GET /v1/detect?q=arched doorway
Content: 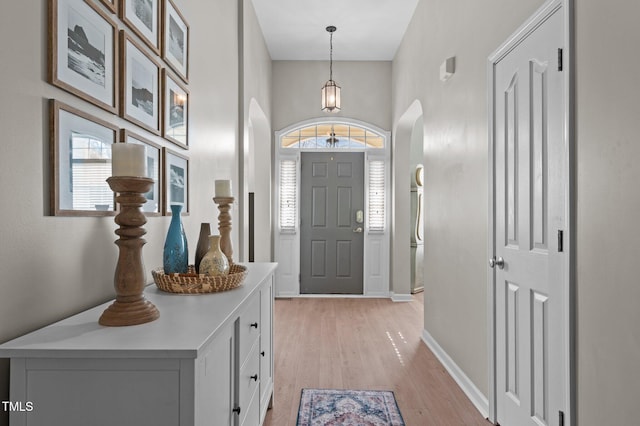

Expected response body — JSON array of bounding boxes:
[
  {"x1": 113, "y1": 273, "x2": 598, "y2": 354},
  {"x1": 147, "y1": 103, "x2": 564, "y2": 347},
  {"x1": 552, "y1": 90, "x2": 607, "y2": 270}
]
[
  {"x1": 241, "y1": 99, "x2": 271, "y2": 262},
  {"x1": 273, "y1": 117, "x2": 390, "y2": 297},
  {"x1": 392, "y1": 100, "x2": 424, "y2": 300}
]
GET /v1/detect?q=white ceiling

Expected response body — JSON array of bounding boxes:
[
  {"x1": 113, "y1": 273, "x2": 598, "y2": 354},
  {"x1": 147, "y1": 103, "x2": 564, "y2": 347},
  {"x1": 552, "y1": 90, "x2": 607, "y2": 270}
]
[{"x1": 250, "y1": 0, "x2": 419, "y2": 61}]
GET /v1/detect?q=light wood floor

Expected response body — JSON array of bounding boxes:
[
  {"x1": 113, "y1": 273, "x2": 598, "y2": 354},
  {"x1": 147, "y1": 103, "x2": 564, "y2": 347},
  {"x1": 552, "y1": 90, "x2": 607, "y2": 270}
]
[{"x1": 263, "y1": 294, "x2": 491, "y2": 425}]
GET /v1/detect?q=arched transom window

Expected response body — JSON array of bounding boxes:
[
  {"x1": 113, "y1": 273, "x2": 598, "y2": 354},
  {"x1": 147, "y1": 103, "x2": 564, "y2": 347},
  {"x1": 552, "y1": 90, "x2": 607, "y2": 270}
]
[{"x1": 281, "y1": 123, "x2": 384, "y2": 149}]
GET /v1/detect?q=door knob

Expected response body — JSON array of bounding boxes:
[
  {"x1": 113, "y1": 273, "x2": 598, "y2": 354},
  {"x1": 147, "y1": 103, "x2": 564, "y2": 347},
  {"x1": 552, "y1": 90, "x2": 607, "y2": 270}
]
[
  {"x1": 353, "y1": 227, "x2": 363, "y2": 233},
  {"x1": 489, "y1": 256, "x2": 505, "y2": 269}
]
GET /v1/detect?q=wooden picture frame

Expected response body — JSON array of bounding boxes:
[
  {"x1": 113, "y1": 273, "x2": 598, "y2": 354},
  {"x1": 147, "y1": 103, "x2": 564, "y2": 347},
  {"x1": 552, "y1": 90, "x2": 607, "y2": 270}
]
[
  {"x1": 162, "y1": 69, "x2": 189, "y2": 149},
  {"x1": 49, "y1": 99, "x2": 119, "y2": 216},
  {"x1": 49, "y1": 0, "x2": 118, "y2": 113},
  {"x1": 120, "y1": 129, "x2": 162, "y2": 215},
  {"x1": 98, "y1": 0, "x2": 117, "y2": 14},
  {"x1": 120, "y1": 30, "x2": 162, "y2": 135},
  {"x1": 119, "y1": 0, "x2": 160, "y2": 54},
  {"x1": 162, "y1": 147, "x2": 189, "y2": 215},
  {"x1": 162, "y1": 0, "x2": 189, "y2": 83}
]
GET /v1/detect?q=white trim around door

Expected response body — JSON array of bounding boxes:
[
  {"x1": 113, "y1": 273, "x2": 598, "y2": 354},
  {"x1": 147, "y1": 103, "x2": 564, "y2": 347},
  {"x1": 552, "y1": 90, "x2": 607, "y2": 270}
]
[{"x1": 273, "y1": 117, "x2": 391, "y2": 298}]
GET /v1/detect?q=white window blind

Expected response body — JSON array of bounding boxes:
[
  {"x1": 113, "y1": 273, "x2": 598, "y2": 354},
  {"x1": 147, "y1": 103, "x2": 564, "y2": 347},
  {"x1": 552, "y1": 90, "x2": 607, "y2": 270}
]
[
  {"x1": 71, "y1": 161, "x2": 113, "y2": 210},
  {"x1": 368, "y1": 160, "x2": 385, "y2": 231},
  {"x1": 279, "y1": 159, "x2": 297, "y2": 230}
]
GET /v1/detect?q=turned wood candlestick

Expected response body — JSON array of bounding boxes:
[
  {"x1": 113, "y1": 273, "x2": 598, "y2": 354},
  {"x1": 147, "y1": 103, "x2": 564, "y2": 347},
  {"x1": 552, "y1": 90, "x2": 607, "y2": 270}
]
[
  {"x1": 100, "y1": 176, "x2": 159, "y2": 326},
  {"x1": 213, "y1": 196, "x2": 234, "y2": 264}
]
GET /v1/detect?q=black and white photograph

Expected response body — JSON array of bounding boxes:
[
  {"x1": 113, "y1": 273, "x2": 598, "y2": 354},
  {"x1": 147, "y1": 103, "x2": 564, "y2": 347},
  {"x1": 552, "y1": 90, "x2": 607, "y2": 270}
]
[
  {"x1": 120, "y1": 0, "x2": 160, "y2": 54},
  {"x1": 131, "y1": 58, "x2": 154, "y2": 116},
  {"x1": 49, "y1": 99, "x2": 119, "y2": 217},
  {"x1": 121, "y1": 129, "x2": 162, "y2": 215},
  {"x1": 133, "y1": 0, "x2": 153, "y2": 31},
  {"x1": 162, "y1": 148, "x2": 189, "y2": 214},
  {"x1": 162, "y1": 0, "x2": 189, "y2": 82},
  {"x1": 67, "y1": 6, "x2": 105, "y2": 87},
  {"x1": 162, "y1": 69, "x2": 189, "y2": 149},
  {"x1": 49, "y1": 0, "x2": 118, "y2": 113},
  {"x1": 121, "y1": 31, "x2": 161, "y2": 135},
  {"x1": 168, "y1": 15, "x2": 184, "y2": 65},
  {"x1": 170, "y1": 164, "x2": 185, "y2": 203}
]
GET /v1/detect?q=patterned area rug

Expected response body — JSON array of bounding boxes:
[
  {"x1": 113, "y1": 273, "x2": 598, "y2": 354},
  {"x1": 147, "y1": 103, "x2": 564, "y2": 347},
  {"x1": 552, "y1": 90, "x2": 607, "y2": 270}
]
[{"x1": 296, "y1": 388, "x2": 406, "y2": 426}]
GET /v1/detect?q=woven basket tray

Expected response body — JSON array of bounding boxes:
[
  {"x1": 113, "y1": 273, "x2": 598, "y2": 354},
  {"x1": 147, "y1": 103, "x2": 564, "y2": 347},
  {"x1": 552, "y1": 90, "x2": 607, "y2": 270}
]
[{"x1": 152, "y1": 263, "x2": 247, "y2": 294}]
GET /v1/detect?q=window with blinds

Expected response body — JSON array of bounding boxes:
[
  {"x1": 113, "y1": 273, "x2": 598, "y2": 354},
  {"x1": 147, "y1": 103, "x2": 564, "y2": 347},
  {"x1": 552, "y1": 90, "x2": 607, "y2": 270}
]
[
  {"x1": 368, "y1": 160, "x2": 385, "y2": 231},
  {"x1": 279, "y1": 159, "x2": 297, "y2": 230},
  {"x1": 70, "y1": 134, "x2": 114, "y2": 211}
]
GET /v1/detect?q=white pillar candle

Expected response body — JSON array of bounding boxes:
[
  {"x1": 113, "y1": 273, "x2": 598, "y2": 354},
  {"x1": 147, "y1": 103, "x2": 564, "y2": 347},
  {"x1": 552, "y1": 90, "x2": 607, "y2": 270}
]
[
  {"x1": 215, "y1": 180, "x2": 232, "y2": 197},
  {"x1": 112, "y1": 143, "x2": 147, "y2": 177}
]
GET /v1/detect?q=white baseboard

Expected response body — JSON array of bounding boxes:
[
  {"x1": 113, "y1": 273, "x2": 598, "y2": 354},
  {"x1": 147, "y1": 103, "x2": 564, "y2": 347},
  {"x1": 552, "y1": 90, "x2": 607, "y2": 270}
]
[
  {"x1": 391, "y1": 293, "x2": 413, "y2": 302},
  {"x1": 421, "y1": 329, "x2": 489, "y2": 419}
]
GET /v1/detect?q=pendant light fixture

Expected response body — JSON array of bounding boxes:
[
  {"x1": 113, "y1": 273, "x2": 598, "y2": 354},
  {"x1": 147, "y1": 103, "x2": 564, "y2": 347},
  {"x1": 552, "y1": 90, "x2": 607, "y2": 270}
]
[
  {"x1": 321, "y1": 26, "x2": 341, "y2": 112},
  {"x1": 326, "y1": 124, "x2": 338, "y2": 146}
]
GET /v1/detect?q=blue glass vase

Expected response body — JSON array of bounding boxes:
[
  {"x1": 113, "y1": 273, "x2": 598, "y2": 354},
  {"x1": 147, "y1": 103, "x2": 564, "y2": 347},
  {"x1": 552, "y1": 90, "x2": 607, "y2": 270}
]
[{"x1": 163, "y1": 205, "x2": 188, "y2": 274}]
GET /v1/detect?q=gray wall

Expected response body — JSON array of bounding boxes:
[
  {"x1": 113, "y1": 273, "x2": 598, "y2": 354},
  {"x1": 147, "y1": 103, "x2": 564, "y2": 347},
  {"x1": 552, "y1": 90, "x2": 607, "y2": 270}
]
[
  {"x1": 271, "y1": 61, "x2": 392, "y2": 132},
  {"x1": 575, "y1": 0, "x2": 640, "y2": 424},
  {"x1": 0, "y1": 1, "x2": 271, "y2": 424},
  {"x1": 392, "y1": 0, "x2": 544, "y2": 395},
  {"x1": 241, "y1": 0, "x2": 273, "y2": 262},
  {"x1": 394, "y1": 0, "x2": 640, "y2": 424}
]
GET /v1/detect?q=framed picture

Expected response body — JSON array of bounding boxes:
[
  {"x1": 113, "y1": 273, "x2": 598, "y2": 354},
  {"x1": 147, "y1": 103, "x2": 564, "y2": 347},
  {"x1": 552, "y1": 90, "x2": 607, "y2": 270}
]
[
  {"x1": 120, "y1": 30, "x2": 161, "y2": 135},
  {"x1": 162, "y1": 0, "x2": 189, "y2": 82},
  {"x1": 119, "y1": 0, "x2": 160, "y2": 54},
  {"x1": 162, "y1": 69, "x2": 189, "y2": 149},
  {"x1": 120, "y1": 129, "x2": 162, "y2": 215},
  {"x1": 49, "y1": 99, "x2": 119, "y2": 216},
  {"x1": 49, "y1": 0, "x2": 118, "y2": 113},
  {"x1": 98, "y1": 0, "x2": 117, "y2": 13},
  {"x1": 162, "y1": 148, "x2": 189, "y2": 215}
]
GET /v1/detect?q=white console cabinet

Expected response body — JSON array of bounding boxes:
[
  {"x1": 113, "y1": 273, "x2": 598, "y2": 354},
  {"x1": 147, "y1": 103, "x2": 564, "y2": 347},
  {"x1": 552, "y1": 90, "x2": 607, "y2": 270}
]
[{"x1": 0, "y1": 263, "x2": 276, "y2": 426}]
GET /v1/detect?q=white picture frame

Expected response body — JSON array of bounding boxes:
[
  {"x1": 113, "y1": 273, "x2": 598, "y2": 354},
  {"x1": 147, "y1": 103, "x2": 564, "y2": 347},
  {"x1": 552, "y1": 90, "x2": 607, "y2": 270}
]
[
  {"x1": 120, "y1": 30, "x2": 161, "y2": 135},
  {"x1": 162, "y1": 0, "x2": 189, "y2": 82},
  {"x1": 49, "y1": 0, "x2": 118, "y2": 113},
  {"x1": 50, "y1": 99, "x2": 119, "y2": 216},
  {"x1": 162, "y1": 69, "x2": 189, "y2": 149},
  {"x1": 162, "y1": 147, "x2": 189, "y2": 215},
  {"x1": 119, "y1": 0, "x2": 160, "y2": 54}
]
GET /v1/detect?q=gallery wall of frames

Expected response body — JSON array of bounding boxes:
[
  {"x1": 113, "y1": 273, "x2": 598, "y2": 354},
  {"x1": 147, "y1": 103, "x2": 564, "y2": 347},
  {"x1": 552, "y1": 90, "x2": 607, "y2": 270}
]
[{"x1": 48, "y1": 0, "x2": 190, "y2": 217}]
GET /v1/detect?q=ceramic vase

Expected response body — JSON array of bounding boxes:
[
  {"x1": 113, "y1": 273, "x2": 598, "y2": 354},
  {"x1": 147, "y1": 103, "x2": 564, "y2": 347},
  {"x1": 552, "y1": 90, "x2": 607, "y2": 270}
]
[
  {"x1": 199, "y1": 235, "x2": 230, "y2": 276},
  {"x1": 194, "y1": 223, "x2": 211, "y2": 274},
  {"x1": 163, "y1": 205, "x2": 188, "y2": 274}
]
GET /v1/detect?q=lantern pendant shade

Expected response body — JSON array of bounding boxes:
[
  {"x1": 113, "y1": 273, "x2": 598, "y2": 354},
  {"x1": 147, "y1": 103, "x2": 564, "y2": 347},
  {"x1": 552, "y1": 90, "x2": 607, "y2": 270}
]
[
  {"x1": 321, "y1": 25, "x2": 341, "y2": 112},
  {"x1": 321, "y1": 80, "x2": 341, "y2": 112}
]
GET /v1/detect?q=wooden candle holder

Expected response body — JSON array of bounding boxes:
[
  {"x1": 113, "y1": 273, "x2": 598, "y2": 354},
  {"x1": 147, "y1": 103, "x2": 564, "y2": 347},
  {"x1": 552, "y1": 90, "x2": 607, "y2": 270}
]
[
  {"x1": 213, "y1": 196, "x2": 234, "y2": 264},
  {"x1": 100, "y1": 176, "x2": 159, "y2": 326}
]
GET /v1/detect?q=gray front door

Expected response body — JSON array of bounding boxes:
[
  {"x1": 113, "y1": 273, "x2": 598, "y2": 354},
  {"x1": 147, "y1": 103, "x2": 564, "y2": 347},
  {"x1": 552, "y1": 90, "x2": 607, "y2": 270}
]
[{"x1": 300, "y1": 152, "x2": 364, "y2": 294}]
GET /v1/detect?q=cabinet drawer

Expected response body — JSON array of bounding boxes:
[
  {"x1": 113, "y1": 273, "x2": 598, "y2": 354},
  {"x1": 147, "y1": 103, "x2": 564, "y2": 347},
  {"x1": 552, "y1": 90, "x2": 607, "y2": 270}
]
[
  {"x1": 238, "y1": 294, "x2": 261, "y2": 367},
  {"x1": 239, "y1": 341, "x2": 260, "y2": 425}
]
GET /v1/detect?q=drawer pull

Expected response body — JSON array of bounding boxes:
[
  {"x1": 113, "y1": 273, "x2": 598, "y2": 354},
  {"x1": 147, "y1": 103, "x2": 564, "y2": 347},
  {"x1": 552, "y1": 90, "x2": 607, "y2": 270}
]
[
  {"x1": 250, "y1": 322, "x2": 259, "y2": 329},
  {"x1": 232, "y1": 406, "x2": 241, "y2": 415},
  {"x1": 250, "y1": 374, "x2": 258, "y2": 381},
  {"x1": 261, "y1": 351, "x2": 265, "y2": 357}
]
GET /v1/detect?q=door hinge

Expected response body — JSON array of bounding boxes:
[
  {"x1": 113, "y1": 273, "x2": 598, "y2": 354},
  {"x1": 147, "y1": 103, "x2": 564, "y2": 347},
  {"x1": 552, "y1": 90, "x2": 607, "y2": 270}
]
[
  {"x1": 558, "y1": 48, "x2": 564, "y2": 71},
  {"x1": 559, "y1": 410, "x2": 565, "y2": 426},
  {"x1": 557, "y1": 230, "x2": 564, "y2": 252}
]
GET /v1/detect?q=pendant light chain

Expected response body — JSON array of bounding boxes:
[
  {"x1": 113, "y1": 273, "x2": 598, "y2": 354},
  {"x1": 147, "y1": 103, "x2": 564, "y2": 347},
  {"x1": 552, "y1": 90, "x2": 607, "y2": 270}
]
[{"x1": 329, "y1": 30, "x2": 333, "y2": 82}]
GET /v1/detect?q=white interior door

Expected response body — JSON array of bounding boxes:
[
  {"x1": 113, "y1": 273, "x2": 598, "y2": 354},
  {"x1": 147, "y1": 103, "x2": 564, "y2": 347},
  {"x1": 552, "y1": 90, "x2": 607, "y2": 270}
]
[{"x1": 491, "y1": 2, "x2": 568, "y2": 425}]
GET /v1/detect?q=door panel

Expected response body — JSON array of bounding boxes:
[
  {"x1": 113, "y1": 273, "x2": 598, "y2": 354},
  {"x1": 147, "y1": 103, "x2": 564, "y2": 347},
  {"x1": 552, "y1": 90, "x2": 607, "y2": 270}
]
[
  {"x1": 493, "y1": 6, "x2": 565, "y2": 426},
  {"x1": 300, "y1": 152, "x2": 364, "y2": 294}
]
